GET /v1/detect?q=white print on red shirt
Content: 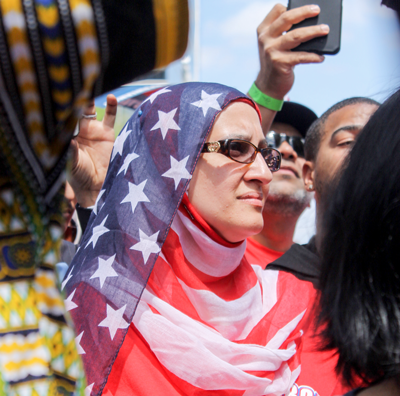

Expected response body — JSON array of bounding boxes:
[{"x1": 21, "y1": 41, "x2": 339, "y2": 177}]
[{"x1": 288, "y1": 383, "x2": 320, "y2": 396}]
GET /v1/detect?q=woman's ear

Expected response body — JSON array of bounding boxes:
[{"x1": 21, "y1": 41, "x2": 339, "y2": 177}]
[{"x1": 303, "y1": 161, "x2": 315, "y2": 192}]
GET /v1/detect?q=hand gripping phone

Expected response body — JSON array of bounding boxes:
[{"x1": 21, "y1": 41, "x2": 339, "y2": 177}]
[{"x1": 287, "y1": 0, "x2": 343, "y2": 55}]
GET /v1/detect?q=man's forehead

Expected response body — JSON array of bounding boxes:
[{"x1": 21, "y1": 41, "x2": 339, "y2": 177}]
[
  {"x1": 322, "y1": 103, "x2": 378, "y2": 139},
  {"x1": 270, "y1": 122, "x2": 302, "y2": 138}
]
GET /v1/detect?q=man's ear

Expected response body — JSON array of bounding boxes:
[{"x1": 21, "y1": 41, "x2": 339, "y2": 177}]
[{"x1": 303, "y1": 161, "x2": 315, "y2": 192}]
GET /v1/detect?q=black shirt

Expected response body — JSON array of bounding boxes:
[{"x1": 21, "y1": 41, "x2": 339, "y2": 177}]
[{"x1": 266, "y1": 237, "x2": 321, "y2": 288}]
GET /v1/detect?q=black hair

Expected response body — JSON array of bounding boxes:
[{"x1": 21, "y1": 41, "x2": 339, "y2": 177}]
[
  {"x1": 304, "y1": 97, "x2": 380, "y2": 161},
  {"x1": 318, "y1": 89, "x2": 400, "y2": 387}
]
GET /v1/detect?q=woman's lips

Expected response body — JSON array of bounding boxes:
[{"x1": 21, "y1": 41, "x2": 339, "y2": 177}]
[{"x1": 237, "y1": 193, "x2": 264, "y2": 207}]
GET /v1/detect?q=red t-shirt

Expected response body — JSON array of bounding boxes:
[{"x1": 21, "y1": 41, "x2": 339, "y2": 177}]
[
  {"x1": 245, "y1": 238, "x2": 284, "y2": 269},
  {"x1": 245, "y1": 240, "x2": 350, "y2": 396}
]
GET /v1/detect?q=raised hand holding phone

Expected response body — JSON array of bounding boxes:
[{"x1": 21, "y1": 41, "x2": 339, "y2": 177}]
[{"x1": 253, "y1": 4, "x2": 329, "y2": 132}]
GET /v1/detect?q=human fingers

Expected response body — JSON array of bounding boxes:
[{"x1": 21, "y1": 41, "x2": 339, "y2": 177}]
[
  {"x1": 268, "y1": 5, "x2": 321, "y2": 37},
  {"x1": 280, "y1": 24, "x2": 329, "y2": 50},
  {"x1": 82, "y1": 99, "x2": 96, "y2": 118},
  {"x1": 103, "y1": 94, "x2": 117, "y2": 129},
  {"x1": 257, "y1": 4, "x2": 287, "y2": 32},
  {"x1": 275, "y1": 51, "x2": 325, "y2": 68}
]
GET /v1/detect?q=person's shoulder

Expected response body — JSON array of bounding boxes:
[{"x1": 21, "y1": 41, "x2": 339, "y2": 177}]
[
  {"x1": 245, "y1": 237, "x2": 284, "y2": 269},
  {"x1": 265, "y1": 239, "x2": 321, "y2": 287}
]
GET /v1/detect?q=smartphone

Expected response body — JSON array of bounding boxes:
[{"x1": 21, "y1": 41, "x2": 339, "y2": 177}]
[{"x1": 287, "y1": 0, "x2": 342, "y2": 55}]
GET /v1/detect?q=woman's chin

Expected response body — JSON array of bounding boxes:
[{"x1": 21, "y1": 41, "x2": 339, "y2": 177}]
[
  {"x1": 245, "y1": 222, "x2": 264, "y2": 238},
  {"x1": 222, "y1": 221, "x2": 264, "y2": 244}
]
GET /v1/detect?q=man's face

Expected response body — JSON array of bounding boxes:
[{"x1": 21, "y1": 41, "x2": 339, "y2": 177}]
[
  {"x1": 264, "y1": 122, "x2": 310, "y2": 216},
  {"x1": 307, "y1": 103, "x2": 379, "y2": 203}
]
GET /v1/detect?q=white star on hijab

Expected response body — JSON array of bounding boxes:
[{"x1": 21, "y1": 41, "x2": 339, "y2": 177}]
[
  {"x1": 111, "y1": 123, "x2": 131, "y2": 161},
  {"x1": 85, "y1": 216, "x2": 109, "y2": 249},
  {"x1": 75, "y1": 331, "x2": 85, "y2": 355},
  {"x1": 150, "y1": 108, "x2": 181, "y2": 140},
  {"x1": 191, "y1": 91, "x2": 222, "y2": 116},
  {"x1": 61, "y1": 266, "x2": 74, "y2": 291},
  {"x1": 162, "y1": 155, "x2": 192, "y2": 190},
  {"x1": 130, "y1": 229, "x2": 160, "y2": 264},
  {"x1": 117, "y1": 152, "x2": 139, "y2": 176},
  {"x1": 93, "y1": 189, "x2": 105, "y2": 215},
  {"x1": 120, "y1": 180, "x2": 150, "y2": 214},
  {"x1": 85, "y1": 383, "x2": 94, "y2": 396},
  {"x1": 98, "y1": 304, "x2": 129, "y2": 340},
  {"x1": 64, "y1": 289, "x2": 78, "y2": 311},
  {"x1": 143, "y1": 87, "x2": 171, "y2": 104},
  {"x1": 90, "y1": 255, "x2": 118, "y2": 288}
]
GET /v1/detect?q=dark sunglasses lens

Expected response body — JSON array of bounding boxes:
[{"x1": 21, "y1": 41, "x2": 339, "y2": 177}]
[
  {"x1": 290, "y1": 138, "x2": 305, "y2": 157},
  {"x1": 266, "y1": 132, "x2": 280, "y2": 148},
  {"x1": 228, "y1": 140, "x2": 255, "y2": 163},
  {"x1": 264, "y1": 149, "x2": 281, "y2": 172}
]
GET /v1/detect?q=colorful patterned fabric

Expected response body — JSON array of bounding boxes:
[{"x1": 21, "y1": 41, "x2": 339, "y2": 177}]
[
  {"x1": 64, "y1": 82, "x2": 311, "y2": 395},
  {"x1": 0, "y1": 0, "x2": 104, "y2": 235},
  {"x1": 0, "y1": 0, "x2": 188, "y2": 395},
  {"x1": 0, "y1": 0, "x2": 104, "y2": 393},
  {"x1": 0, "y1": 178, "x2": 86, "y2": 395}
]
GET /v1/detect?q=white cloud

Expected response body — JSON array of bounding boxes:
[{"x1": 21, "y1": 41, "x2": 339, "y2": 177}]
[
  {"x1": 201, "y1": 45, "x2": 235, "y2": 71},
  {"x1": 343, "y1": 0, "x2": 396, "y2": 26},
  {"x1": 219, "y1": 1, "x2": 285, "y2": 45}
]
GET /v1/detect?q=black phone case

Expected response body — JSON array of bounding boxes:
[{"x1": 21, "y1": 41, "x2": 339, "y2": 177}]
[{"x1": 287, "y1": 0, "x2": 342, "y2": 55}]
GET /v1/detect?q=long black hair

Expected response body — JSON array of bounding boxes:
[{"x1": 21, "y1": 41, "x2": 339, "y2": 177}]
[{"x1": 318, "y1": 89, "x2": 400, "y2": 386}]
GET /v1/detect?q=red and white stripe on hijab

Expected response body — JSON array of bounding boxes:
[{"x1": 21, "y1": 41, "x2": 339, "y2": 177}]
[{"x1": 104, "y1": 194, "x2": 313, "y2": 396}]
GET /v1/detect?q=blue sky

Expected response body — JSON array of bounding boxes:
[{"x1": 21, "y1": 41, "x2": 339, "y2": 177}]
[{"x1": 168, "y1": 0, "x2": 400, "y2": 116}]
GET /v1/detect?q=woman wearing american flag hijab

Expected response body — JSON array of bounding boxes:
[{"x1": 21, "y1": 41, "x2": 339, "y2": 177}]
[{"x1": 64, "y1": 82, "x2": 313, "y2": 396}]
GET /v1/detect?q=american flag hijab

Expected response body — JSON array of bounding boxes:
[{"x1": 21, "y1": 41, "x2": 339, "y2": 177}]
[
  {"x1": 64, "y1": 82, "x2": 263, "y2": 394},
  {"x1": 65, "y1": 82, "x2": 311, "y2": 396}
]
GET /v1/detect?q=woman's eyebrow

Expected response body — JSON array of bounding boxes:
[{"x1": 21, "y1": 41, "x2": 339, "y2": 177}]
[{"x1": 258, "y1": 139, "x2": 268, "y2": 148}]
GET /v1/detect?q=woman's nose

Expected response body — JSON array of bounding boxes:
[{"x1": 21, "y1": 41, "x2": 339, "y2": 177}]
[{"x1": 246, "y1": 152, "x2": 273, "y2": 185}]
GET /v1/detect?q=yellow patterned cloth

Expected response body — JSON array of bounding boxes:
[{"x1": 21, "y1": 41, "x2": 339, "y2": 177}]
[
  {"x1": 0, "y1": 179, "x2": 86, "y2": 395},
  {"x1": 0, "y1": 0, "x2": 104, "y2": 393},
  {"x1": 0, "y1": 0, "x2": 188, "y2": 394}
]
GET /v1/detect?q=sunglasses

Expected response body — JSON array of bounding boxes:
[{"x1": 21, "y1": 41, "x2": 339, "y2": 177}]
[
  {"x1": 266, "y1": 131, "x2": 305, "y2": 158},
  {"x1": 202, "y1": 139, "x2": 281, "y2": 172}
]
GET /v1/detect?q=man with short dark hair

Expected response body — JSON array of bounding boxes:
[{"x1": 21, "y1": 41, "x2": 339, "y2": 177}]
[
  {"x1": 303, "y1": 97, "x2": 380, "y2": 243},
  {"x1": 260, "y1": 97, "x2": 380, "y2": 396}
]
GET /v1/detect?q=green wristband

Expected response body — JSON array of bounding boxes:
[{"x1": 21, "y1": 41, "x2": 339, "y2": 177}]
[{"x1": 248, "y1": 83, "x2": 284, "y2": 112}]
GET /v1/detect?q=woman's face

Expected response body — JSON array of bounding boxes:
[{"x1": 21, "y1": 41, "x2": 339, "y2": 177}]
[{"x1": 188, "y1": 102, "x2": 272, "y2": 243}]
